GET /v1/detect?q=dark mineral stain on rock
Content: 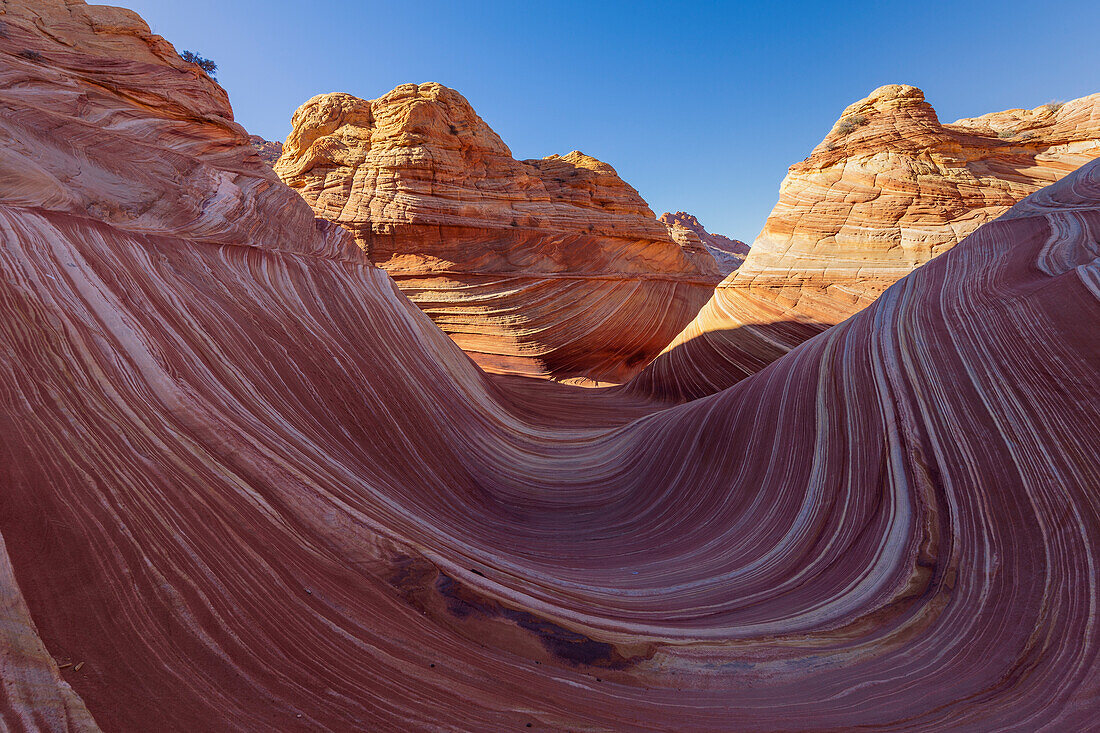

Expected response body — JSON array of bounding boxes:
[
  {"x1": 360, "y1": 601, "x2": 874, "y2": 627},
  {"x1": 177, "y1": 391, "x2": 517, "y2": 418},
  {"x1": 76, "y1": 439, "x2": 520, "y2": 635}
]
[{"x1": 431, "y1": 570, "x2": 652, "y2": 668}]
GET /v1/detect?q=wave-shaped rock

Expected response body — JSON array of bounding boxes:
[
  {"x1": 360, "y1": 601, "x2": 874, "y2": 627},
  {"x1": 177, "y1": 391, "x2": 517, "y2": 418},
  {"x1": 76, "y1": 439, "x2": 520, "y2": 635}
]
[
  {"x1": 273, "y1": 83, "x2": 721, "y2": 382},
  {"x1": 1, "y1": 4, "x2": 1099, "y2": 730},
  {"x1": 634, "y1": 84, "x2": 1100, "y2": 399}
]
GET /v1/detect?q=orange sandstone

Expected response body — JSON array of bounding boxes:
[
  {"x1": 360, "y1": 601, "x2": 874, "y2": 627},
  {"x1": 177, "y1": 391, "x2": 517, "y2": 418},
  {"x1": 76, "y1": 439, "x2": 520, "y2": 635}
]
[
  {"x1": 633, "y1": 84, "x2": 1100, "y2": 399},
  {"x1": 274, "y1": 84, "x2": 721, "y2": 382}
]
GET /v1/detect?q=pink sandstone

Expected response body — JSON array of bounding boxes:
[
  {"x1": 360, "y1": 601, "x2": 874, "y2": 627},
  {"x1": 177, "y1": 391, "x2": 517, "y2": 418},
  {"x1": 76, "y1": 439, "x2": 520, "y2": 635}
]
[{"x1": 0, "y1": 4, "x2": 1098, "y2": 731}]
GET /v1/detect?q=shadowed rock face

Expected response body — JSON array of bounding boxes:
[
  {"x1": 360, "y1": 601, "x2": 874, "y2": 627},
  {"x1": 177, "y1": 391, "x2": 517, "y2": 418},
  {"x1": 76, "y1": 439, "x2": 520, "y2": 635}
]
[
  {"x1": 273, "y1": 83, "x2": 721, "y2": 383},
  {"x1": 2, "y1": 4, "x2": 1100, "y2": 731},
  {"x1": 660, "y1": 211, "x2": 750, "y2": 272},
  {"x1": 633, "y1": 84, "x2": 1100, "y2": 400}
]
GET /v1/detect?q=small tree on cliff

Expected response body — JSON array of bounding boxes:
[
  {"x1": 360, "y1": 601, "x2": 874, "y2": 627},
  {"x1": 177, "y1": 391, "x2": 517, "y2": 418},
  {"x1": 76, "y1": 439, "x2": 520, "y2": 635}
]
[{"x1": 180, "y1": 50, "x2": 217, "y2": 81}]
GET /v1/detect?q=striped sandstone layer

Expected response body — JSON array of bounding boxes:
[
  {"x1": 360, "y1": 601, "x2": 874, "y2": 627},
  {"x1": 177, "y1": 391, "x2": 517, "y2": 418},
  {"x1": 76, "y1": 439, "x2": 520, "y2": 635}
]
[
  {"x1": 274, "y1": 85, "x2": 721, "y2": 382},
  {"x1": 1, "y1": 3, "x2": 1099, "y2": 731},
  {"x1": 633, "y1": 84, "x2": 1100, "y2": 400}
]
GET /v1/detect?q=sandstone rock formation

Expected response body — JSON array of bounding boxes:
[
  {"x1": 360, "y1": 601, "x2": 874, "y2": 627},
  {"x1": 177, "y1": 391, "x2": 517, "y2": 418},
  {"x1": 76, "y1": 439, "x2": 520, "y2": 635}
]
[
  {"x1": 660, "y1": 211, "x2": 750, "y2": 272},
  {"x1": 2, "y1": 4, "x2": 1100, "y2": 731},
  {"x1": 248, "y1": 134, "x2": 283, "y2": 164},
  {"x1": 633, "y1": 84, "x2": 1100, "y2": 400},
  {"x1": 273, "y1": 84, "x2": 721, "y2": 382}
]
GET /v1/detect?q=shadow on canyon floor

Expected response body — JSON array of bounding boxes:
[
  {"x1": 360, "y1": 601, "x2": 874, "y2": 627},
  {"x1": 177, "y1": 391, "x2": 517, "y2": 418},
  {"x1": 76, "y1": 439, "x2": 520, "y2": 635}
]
[
  {"x1": 621, "y1": 318, "x2": 832, "y2": 403},
  {"x1": 487, "y1": 319, "x2": 833, "y2": 427}
]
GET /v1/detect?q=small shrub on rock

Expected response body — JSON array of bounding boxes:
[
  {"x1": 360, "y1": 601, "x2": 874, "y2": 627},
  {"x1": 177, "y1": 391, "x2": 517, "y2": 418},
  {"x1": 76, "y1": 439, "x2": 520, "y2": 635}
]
[
  {"x1": 180, "y1": 50, "x2": 218, "y2": 80},
  {"x1": 833, "y1": 114, "x2": 869, "y2": 136}
]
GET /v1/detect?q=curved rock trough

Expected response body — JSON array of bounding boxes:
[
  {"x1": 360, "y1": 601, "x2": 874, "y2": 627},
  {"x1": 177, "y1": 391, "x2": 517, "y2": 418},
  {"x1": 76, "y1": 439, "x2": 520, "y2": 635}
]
[{"x1": 0, "y1": 2, "x2": 1098, "y2": 731}]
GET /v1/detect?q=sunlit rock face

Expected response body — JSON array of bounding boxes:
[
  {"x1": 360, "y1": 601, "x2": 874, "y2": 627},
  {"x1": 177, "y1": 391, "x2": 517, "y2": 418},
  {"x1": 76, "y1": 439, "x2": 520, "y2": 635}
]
[
  {"x1": 3, "y1": 3, "x2": 1100, "y2": 731},
  {"x1": 633, "y1": 84, "x2": 1100, "y2": 400},
  {"x1": 273, "y1": 84, "x2": 721, "y2": 383},
  {"x1": 660, "y1": 211, "x2": 750, "y2": 272}
]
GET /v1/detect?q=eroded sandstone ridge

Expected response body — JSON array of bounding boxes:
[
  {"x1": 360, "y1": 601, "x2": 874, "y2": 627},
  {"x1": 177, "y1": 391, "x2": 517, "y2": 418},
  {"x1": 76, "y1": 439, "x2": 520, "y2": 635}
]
[
  {"x1": 274, "y1": 84, "x2": 721, "y2": 382},
  {"x1": 2, "y1": 3, "x2": 1100, "y2": 731},
  {"x1": 248, "y1": 134, "x2": 283, "y2": 165},
  {"x1": 660, "y1": 211, "x2": 750, "y2": 272},
  {"x1": 634, "y1": 84, "x2": 1100, "y2": 399}
]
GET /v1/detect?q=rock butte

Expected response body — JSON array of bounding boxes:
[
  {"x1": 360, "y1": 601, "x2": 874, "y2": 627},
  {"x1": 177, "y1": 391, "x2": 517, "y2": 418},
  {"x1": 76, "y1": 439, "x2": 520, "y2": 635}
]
[
  {"x1": 633, "y1": 84, "x2": 1100, "y2": 400},
  {"x1": 274, "y1": 84, "x2": 721, "y2": 383},
  {"x1": 659, "y1": 210, "x2": 750, "y2": 273},
  {"x1": 2, "y1": 2, "x2": 1100, "y2": 731}
]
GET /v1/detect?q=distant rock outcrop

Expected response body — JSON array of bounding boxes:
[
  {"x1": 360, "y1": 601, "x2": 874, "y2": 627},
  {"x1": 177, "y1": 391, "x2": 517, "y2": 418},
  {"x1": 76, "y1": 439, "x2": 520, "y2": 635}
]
[
  {"x1": 743, "y1": 84, "x2": 1100, "y2": 312},
  {"x1": 634, "y1": 85, "x2": 1100, "y2": 400},
  {"x1": 274, "y1": 84, "x2": 721, "y2": 382},
  {"x1": 248, "y1": 134, "x2": 283, "y2": 165},
  {"x1": 660, "y1": 211, "x2": 749, "y2": 272}
]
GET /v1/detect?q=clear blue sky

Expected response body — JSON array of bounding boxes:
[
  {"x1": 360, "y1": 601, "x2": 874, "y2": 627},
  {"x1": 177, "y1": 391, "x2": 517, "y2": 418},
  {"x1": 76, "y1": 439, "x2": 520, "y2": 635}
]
[{"x1": 122, "y1": 0, "x2": 1099, "y2": 241}]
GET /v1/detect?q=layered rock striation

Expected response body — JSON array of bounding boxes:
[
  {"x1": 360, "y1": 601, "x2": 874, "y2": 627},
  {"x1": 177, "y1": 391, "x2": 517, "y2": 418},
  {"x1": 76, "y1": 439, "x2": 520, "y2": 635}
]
[
  {"x1": 1, "y1": 4, "x2": 1099, "y2": 731},
  {"x1": 633, "y1": 84, "x2": 1100, "y2": 399},
  {"x1": 660, "y1": 211, "x2": 750, "y2": 272},
  {"x1": 274, "y1": 84, "x2": 721, "y2": 382}
]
